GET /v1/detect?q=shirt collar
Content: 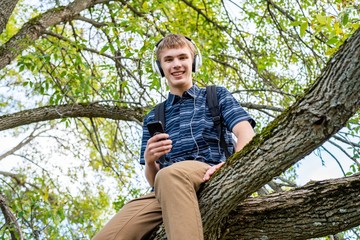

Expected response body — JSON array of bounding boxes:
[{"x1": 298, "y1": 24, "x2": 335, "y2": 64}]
[{"x1": 167, "y1": 85, "x2": 200, "y2": 106}]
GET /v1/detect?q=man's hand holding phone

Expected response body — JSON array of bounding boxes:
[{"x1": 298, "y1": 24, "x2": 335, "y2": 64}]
[{"x1": 144, "y1": 121, "x2": 172, "y2": 165}]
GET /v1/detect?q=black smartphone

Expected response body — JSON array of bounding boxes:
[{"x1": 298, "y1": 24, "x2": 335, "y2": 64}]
[{"x1": 147, "y1": 121, "x2": 165, "y2": 137}]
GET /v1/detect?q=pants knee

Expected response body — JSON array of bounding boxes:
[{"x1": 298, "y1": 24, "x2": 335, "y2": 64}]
[
  {"x1": 154, "y1": 161, "x2": 208, "y2": 192},
  {"x1": 155, "y1": 165, "x2": 181, "y2": 187}
]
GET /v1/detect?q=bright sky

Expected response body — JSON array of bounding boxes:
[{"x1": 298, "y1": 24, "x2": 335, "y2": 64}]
[{"x1": 296, "y1": 140, "x2": 354, "y2": 185}]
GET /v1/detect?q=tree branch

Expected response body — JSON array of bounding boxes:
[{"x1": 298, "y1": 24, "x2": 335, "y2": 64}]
[
  {"x1": 0, "y1": 103, "x2": 145, "y2": 131},
  {"x1": 224, "y1": 174, "x2": 360, "y2": 239},
  {"x1": 0, "y1": 0, "x2": 19, "y2": 34},
  {"x1": 0, "y1": 0, "x2": 114, "y2": 71},
  {"x1": 73, "y1": 15, "x2": 108, "y2": 28},
  {"x1": 329, "y1": 139, "x2": 360, "y2": 166},
  {"x1": 0, "y1": 192, "x2": 23, "y2": 240},
  {"x1": 240, "y1": 102, "x2": 284, "y2": 113},
  {"x1": 0, "y1": 125, "x2": 48, "y2": 161}
]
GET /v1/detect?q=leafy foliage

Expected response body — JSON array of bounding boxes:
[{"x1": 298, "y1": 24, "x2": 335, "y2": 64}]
[{"x1": 0, "y1": 0, "x2": 359, "y2": 239}]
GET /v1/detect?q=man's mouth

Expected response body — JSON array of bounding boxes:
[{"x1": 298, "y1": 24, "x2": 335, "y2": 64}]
[{"x1": 172, "y1": 71, "x2": 185, "y2": 77}]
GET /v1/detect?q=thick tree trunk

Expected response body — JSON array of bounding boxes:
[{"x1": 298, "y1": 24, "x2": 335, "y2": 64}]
[
  {"x1": 224, "y1": 174, "x2": 360, "y2": 239},
  {"x1": 199, "y1": 26, "x2": 360, "y2": 239},
  {"x1": 0, "y1": 0, "x2": 19, "y2": 34},
  {"x1": 150, "y1": 28, "x2": 360, "y2": 239},
  {"x1": 0, "y1": 104, "x2": 144, "y2": 131},
  {"x1": 0, "y1": 0, "x2": 112, "y2": 71}
]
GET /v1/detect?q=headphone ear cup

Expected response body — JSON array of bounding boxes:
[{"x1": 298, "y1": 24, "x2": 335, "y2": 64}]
[
  {"x1": 192, "y1": 55, "x2": 199, "y2": 72},
  {"x1": 155, "y1": 60, "x2": 165, "y2": 78}
]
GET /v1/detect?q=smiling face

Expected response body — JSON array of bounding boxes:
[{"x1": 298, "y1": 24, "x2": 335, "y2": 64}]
[
  {"x1": 155, "y1": 34, "x2": 197, "y2": 96},
  {"x1": 159, "y1": 46, "x2": 194, "y2": 96}
]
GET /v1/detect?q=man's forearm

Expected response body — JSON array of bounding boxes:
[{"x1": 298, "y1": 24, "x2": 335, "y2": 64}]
[
  {"x1": 145, "y1": 161, "x2": 160, "y2": 187},
  {"x1": 235, "y1": 134, "x2": 254, "y2": 152},
  {"x1": 233, "y1": 121, "x2": 256, "y2": 152}
]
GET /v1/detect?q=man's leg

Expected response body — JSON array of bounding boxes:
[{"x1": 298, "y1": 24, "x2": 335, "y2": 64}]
[
  {"x1": 154, "y1": 160, "x2": 209, "y2": 240},
  {"x1": 92, "y1": 192, "x2": 162, "y2": 240}
]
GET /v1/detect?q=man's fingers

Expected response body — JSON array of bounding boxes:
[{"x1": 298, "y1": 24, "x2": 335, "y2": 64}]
[
  {"x1": 203, "y1": 162, "x2": 225, "y2": 181},
  {"x1": 203, "y1": 167, "x2": 214, "y2": 181}
]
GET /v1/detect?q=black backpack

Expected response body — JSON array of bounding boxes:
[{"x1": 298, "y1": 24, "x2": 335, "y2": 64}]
[{"x1": 154, "y1": 85, "x2": 233, "y2": 161}]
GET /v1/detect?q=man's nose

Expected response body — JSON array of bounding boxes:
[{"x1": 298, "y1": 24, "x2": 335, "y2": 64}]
[{"x1": 172, "y1": 58, "x2": 181, "y2": 68}]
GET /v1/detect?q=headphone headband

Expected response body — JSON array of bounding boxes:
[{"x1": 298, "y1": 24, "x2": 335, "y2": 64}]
[{"x1": 151, "y1": 36, "x2": 202, "y2": 78}]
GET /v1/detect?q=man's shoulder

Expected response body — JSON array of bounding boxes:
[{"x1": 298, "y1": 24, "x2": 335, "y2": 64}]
[
  {"x1": 144, "y1": 107, "x2": 156, "y2": 123},
  {"x1": 205, "y1": 85, "x2": 230, "y2": 99},
  {"x1": 205, "y1": 85, "x2": 228, "y2": 92}
]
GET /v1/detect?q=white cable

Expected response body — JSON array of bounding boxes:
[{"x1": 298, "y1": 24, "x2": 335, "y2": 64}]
[
  {"x1": 160, "y1": 77, "x2": 164, "y2": 103},
  {"x1": 190, "y1": 91, "x2": 200, "y2": 158}
]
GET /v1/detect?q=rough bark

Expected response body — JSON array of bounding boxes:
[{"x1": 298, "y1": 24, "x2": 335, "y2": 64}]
[
  {"x1": 224, "y1": 174, "x2": 360, "y2": 239},
  {"x1": 0, "y1": 0, "x2": 19, "y2": 34},
  {"x1": 150, "y1": 27, "x2": 360, "y2": 239},
  {"x1": 0, "y1": 0, "x2": 112, "y2": 71},
  {"x1": 0, "y1": 103, "x2": 145, "y2": 131}
]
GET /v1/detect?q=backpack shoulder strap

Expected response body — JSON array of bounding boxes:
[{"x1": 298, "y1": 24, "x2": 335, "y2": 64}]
[
  {"x1": 206, "y1": 85, "x2": 220, "y2": 124},
  {"x1": 154, "y1": 101, "x2": 166, "y2": 131},
  {"x1": 154, "y1": 101, "x2": 167, "y2": 165},
  {"x1": 206, "y1": 85, "x2": 232, "y2": 158}
]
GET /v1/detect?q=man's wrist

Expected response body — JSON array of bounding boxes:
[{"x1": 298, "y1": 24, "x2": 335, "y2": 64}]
[{"x1": 145, "y1": 159, "x2": 157, "y2": 168}]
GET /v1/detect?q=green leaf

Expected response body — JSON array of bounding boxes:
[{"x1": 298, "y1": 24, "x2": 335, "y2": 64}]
[
  {"x1": 316, "y1": 14, "x2": 328, "y2": 25},
  {"x1": 300, "y1": 21, "x2": 308, "y2": 37},
  {"x1": 326, "y1": 37, "x2": 338, "y2": 45},
  {"x1": 100, "y1": 45, "x2": 110, "y2": 54},
  {"x1": 342, "y1": 13, "x2": 349, "y2": 26}
]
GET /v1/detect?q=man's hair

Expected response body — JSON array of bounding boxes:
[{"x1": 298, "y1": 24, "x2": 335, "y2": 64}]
[{"x1": 156, "y1": 34, "x2": 196, "y2": 61}]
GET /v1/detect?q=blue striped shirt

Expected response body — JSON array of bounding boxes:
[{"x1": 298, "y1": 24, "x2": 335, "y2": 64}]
[{"x1": 140, "y1": 85, "x2": 255, "y2": 166}]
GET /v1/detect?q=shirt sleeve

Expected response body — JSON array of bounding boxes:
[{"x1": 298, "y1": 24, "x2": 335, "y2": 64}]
[{"x1": 217, "y1": 86, "x2": 256, "y2": 131}]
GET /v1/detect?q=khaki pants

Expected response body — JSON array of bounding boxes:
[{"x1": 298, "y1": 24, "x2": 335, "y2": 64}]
[{"x1": 93, "y1": 160, "x2": 209, "y2": 240}]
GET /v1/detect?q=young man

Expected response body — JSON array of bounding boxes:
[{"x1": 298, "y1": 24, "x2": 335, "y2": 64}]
[{"x1": 93, "y1": 34, "x2": 256, "y2": 240}]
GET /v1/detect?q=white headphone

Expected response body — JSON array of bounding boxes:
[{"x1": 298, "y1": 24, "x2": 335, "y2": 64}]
[{"x1": 151, "y1": 36, "x2": 203, "y2": 78}]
